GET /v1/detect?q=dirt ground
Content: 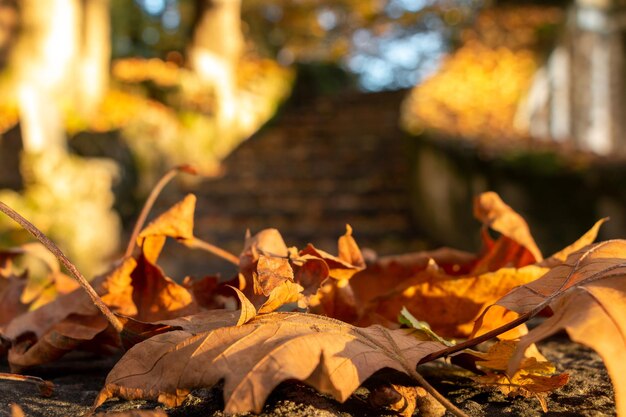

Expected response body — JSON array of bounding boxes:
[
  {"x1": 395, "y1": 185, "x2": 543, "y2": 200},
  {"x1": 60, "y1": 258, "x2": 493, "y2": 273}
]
[{"x1": 0, "y1": 333, "x2": 615, "y2": 417}]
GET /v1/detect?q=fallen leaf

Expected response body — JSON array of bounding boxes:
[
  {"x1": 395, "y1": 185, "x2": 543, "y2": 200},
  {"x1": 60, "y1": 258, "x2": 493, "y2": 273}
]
[
  {"x1": 239, "y1": 228, "x2": 289, "y2": 275},
  {"x1": 299, "y1": 243, "x2": 363, "y2": 281},
  {"x1": 257, "y1": 279, "x2": 303, "y2": 314},
  {"x1": 326, "y1": 192, "x2": 549, "y2": 335},
  {"x1": 254, "y1": 255, "x2": 294, "y2": 296},
  {"x1": 359, "y1": 265, "x2": 547, "y2": 337},
  {"x1": 227, "y1": 286, "x2": 256, "y2": 325},
  {"x1": 472, "y1": 340, "x2": 568, "y2": 412},
  {"x1": 398, "y1": 307, "x2": 454, "y2": 346},
  {"x1": 130, "y1": 253, "x2": 197, "y2": 322},
  {"x1": 349, "y1": 248, "x2": 477, "y2": 309},
  {"x1": 490, "y1": 240, "x2": 626, "y2": 415},
  {"x1": 95, "y1": 312, "x2": 444, "y2": 413},
  {"x1": 337, "y1": 224, "x2": 366, "y2": 272},
  {"x1": 137, "y1": 194, "x2": 196, "y2": 245},
  {"x1": 473, "y1": 191, "x2": 542, "y2": 263},
  {"x1": 295, "y1": 226, "x2": 365, "y2": 319},
  {"x1": 368, "y1": 383, "x2": 445, "y2": 417},
  {"x1": 1, "y1": 194, "x2": 207, "y2": 371},
  {"x1": 0, "y1": 272, "x2": 29, "y2": 330},
  {"x1": 8, "y1": 313, "x2": 116, "y2": 372},
  {"x1": 0, "y1": 372, "x2": 54, "y2": 397},
  {"x1": 10, "y1": 404, "x2": 24, "y2": 417},
  {"x1": 292, "y1": 255, "x2": 330, "y2": 298},
  {"x1": 99, "y1": 258, "x2": 138, "y2": 317},
  {"x1": 0, "y1": 243, "x2": 80, "y2": 330}
]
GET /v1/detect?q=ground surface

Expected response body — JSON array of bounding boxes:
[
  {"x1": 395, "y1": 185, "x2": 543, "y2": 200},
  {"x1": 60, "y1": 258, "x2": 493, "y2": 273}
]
[{"x1": 0, "y1": 333, "x2": 615, "y2": 416}]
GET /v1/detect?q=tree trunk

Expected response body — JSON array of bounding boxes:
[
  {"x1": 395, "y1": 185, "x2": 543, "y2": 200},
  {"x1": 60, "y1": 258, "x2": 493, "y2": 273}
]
[
  {"x1": 188, "y1": 0, "x2": 244, "y2": 132},
  {"x1": 13, "y1": 0, "x2": 110, "y2": 153},
  {"x1": 15, "y1": 0, "x2": 81, "y2": 153},
  {"x1": 78, "y1": 0, "x2": 110, "y2": 117}
]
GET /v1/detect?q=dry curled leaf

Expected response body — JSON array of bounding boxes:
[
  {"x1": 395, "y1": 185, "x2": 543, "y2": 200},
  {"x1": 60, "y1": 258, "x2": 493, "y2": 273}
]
[
  {"x1": 472, "y1": 340, "x2": 568, "y2": 412},
  {"x1": 10, "y1": 404, "x2": 24, "y2": 417},
  {"x1": 254, "y1": 255, "x2": 294, "y2": 296},
  {"x1": 473, "y1": 191, "x2": 542, "y2": 265},
  {"x1": 369, "y1": 383, "x2": 445, "y2": 417},
  {"x1": 298, "y1": 225, "x2": 365, "y2": 319},
  {"x1": 0, "y1": 271, "x2": 29, "y2": 330},
  {"x1": 344, "y1": 193, "x2": 606, "y2": 339},
  {"x1": 137, "y1": 194, "x2": 196, "y2": 246},
  {"x1": 130, "y1": 253, "x2": 197, "y2": 322},
  {"x1": 489, "y1": 240, "x2": 626, "y2": 415},
  {"x1": 359, "y1": 264, "x2": 547, "y2": 338},
  {"x1": 95, "y1": 312, "x2": 444, "y2": 413},
  {"x1": 0, "y1": 243, "x2": 79, "y2": 331},
  {"x1": 1, "y1": 195, "x2": 205, "y2": 371}
]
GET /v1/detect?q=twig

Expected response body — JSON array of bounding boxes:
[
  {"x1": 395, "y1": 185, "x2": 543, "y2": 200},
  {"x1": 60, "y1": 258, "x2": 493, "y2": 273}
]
[
  {"x1": 124, "y1": 164, "x2": 198, "y2": 258},
  {"x1": 182, "y1": 237, "x2": 239, "y2": 265},
  {"x1": 407, "y1": 368, "x2": 470, "y2": 417},
  {"x1": 0, "y1": 372, "x2": 54, "y2": 396},
  {"x1": 0, "y1": 201, "x2": 124, "y2": 333},
  {"x1": 419, "y1": 302, "x2": 547, "y2": 364}
]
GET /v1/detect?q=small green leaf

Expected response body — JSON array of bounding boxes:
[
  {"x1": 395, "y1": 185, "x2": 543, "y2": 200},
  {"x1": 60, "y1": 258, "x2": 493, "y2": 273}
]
[{"x1": 398, "y1": 307, "x2": 455, "y2": 347}]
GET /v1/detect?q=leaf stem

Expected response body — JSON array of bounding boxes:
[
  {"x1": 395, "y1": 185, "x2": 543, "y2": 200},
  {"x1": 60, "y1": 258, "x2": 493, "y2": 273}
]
[
  {"x1": 182, "y1": 237, "x2": 239, "y2": 265},
  {"x1": 0, "y1": 372, "x2": 54, "y2": 396},
  {"x1": 0, "y1": 201, "x2": 124, "y2": 333},
  {"x1": 419, "y1": 304, "x2": 544, "y2": 364},
  {"x1": 124, "y1": 165, "x2": 197, "y2": 258},
  {"x1": 407, "y1": 368, "x2": 470, "y2": 417}
]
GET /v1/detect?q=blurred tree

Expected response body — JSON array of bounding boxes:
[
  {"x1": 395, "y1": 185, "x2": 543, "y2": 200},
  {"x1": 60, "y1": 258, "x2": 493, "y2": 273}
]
[
  {"x1": 11, "y1": 0, "x2": 111, "y2": 152},
  {"x1": 79, "y1": 0, "x2": 111, "y2": 116},
  {"x1": 110, "y1": 0, "x2": 477, "y2": 92},
  {"x1": 0, "y1": 0, "x2": 119, "y2": 277},
  {"x1": 188, "y1": 0, "x2": 244, "y2": 131},
  {"x1": 0, "y1": 0, "x2": 18, "y2": 70}
]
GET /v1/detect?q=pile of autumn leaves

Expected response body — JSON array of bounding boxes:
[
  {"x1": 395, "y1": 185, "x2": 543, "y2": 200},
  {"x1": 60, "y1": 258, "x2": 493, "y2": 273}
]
[{"x1": 1, "y1": 191, "x2": 624, "y2": 416}]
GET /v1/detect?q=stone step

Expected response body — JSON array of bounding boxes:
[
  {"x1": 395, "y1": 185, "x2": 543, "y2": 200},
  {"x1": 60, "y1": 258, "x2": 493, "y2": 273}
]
[{"x1": 161, "y1": 88, "x2": 425, "y2": 277}]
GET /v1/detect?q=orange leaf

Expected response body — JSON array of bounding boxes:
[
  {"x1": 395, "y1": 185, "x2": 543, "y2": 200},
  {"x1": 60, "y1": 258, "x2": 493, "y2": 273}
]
[
  {"x1": 337, "y1": 224, "x2": 365, "y2": 270},
  {"x1": 359, "y1": 265, "x2": 546, "y2": 338},
  {"x1": 226, "y1": 286, "x2": 256, "y2": 325},
  {"x1": 137, "y1": 194, "x2": 196, "y2": 263},
  {"x1": 472, "y1": 341, "x2": 568, "y2": 412},
  {"x1": 257, "y1": 280, "x2": 303, "y2": 314},
  {"x1": 491, "y1": 241, "x2": 626, "y2": 415},
  {"x1": 130, "y1": 254, "x2": 197, "y2": 322},
  {"x1": 254, "y1": 255, "x2": 294, "y2": 296},
  {"x1": 137, "y1": 194, "x2": 196, "y2": 243},
  {"x1": 473, "y1": 191, "x2": 542, "y2": 263},
  {"x1": 0, "y1": 273, "x2": 28, "y2": 330},
  {"x1": 368, "y1": 384, "x2": 445, "y2": 417}
]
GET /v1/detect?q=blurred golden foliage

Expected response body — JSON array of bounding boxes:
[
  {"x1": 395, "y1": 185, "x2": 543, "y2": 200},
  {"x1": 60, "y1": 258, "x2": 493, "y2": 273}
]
[
  {"x1": 112, "y1": 58, "x2": 181, "y2": 87},
  {"x1": 402, "y1": 6, "x2": 562, "y2": 143},
  {"x1": 0, "y1": 102, "x2": 17, "y2": 134},
  {"x1": 1, "y1": 57, "x2": 293, "y2": 274}
]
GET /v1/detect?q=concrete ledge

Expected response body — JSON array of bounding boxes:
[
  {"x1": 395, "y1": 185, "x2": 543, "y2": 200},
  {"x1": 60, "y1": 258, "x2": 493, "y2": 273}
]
[{"x1": 409, "y1": 134, "x2": 626, "y2": 254}]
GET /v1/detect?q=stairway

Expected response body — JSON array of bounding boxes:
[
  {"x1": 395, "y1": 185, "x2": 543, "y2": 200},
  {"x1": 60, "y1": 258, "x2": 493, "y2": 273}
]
[{"x1": 162, "y1": 89, "x2": 427, "y2": 278}]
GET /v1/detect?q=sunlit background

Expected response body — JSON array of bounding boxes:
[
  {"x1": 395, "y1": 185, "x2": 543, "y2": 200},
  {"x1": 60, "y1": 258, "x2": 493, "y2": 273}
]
[{"x1": 0, "y1": 0, "x2": 624, "y2": 278}]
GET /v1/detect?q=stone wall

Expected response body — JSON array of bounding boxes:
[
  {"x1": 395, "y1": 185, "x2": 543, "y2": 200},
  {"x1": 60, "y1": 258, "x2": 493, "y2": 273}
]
[{"x1": 409, "y1": 135, "x2": 626, "y2": 254}]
